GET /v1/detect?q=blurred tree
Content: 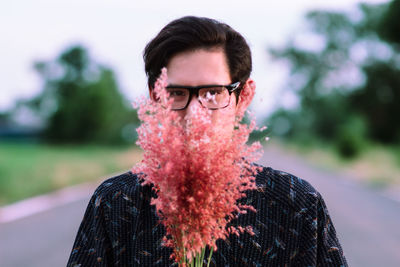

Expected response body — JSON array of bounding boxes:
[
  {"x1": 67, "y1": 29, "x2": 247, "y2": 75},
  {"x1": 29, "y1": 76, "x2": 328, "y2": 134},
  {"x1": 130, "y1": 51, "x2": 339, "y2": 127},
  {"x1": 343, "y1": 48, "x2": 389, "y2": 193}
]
[
  {"x1": 378, "y1": 0, "x2": 400, "y2": 45},
  {"x1": 0, "y1": 112, "x2": 10, "y2": 131},
  {"x1": 268, "y1": 0, "x2": 400, "y2": 157},
  {"x1": 31, "y1": 45, "x2": 138, "y2": 144},
  {"x1": 350, "y1": 62, "x2": 400, "y2": 143}
]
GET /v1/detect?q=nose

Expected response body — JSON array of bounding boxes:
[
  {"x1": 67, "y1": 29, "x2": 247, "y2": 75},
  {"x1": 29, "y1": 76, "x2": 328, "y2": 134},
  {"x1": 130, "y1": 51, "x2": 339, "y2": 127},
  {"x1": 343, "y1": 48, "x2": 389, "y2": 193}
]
[{"x1": 184, "y1": 94, "x2": 202, "y2": 119}]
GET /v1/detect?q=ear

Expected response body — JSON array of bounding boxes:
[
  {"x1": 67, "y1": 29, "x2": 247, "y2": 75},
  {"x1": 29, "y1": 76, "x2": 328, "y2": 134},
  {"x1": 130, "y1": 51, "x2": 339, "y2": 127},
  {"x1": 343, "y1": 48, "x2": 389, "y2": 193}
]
[
  {"x1": 235, "y1": 78, "x2": 255, "y2": 118},
  {"x1": 148, "y1": 86, "x2": 156, "y2": 101}
]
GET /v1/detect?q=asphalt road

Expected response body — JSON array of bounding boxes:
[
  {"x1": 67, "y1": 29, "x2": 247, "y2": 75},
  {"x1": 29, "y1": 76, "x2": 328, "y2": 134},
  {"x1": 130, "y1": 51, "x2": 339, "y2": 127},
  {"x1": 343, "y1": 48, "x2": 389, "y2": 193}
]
[
  {"x1": 0, "y1": 195, "x2": 90, "y2": 267},
  {"x1": 1, "y1": 144, "x2": 399, "y2": 267}
]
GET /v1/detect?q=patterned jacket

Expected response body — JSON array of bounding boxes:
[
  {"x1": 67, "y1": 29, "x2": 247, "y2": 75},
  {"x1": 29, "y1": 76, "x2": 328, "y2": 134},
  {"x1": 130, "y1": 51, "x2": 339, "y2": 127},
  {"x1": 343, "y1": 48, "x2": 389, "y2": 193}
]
[{"x1": 67, "y1": 166, "x2": 348, "y2": 266}]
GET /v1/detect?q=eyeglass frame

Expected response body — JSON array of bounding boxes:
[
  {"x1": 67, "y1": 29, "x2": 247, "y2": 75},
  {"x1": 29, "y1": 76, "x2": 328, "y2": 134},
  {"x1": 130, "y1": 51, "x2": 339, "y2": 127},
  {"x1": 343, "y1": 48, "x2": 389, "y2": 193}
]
[{"x1": 164, "y1": 81, "x2": 241, "y2": 110}]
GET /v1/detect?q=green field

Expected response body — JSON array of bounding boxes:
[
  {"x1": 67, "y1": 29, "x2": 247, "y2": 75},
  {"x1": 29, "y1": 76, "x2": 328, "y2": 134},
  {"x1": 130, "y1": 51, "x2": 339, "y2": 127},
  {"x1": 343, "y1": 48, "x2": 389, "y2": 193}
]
[{"x1": 0, "y1": 142, "x2": 142, "y2": 206}]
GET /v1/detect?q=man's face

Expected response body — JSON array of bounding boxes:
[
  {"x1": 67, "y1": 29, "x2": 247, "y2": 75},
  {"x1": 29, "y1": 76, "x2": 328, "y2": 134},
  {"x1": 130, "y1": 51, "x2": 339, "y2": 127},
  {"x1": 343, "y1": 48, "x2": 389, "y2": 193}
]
[{"x1": 165, "y1": 48, "x2": 238, "y2": 137}]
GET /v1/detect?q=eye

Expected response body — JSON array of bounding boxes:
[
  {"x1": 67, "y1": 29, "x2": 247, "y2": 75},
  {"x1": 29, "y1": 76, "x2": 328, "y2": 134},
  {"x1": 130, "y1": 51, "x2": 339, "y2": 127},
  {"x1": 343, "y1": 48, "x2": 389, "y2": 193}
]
[
  {"x1": 208, "y1": 87, "x2": 224, "y2": 95},
  {"x1": 200, "y1": 87, "x2": 224, "y2": 97},
  {"x1": 167, "y1": 88, "x2": 187, "y2": 97}
]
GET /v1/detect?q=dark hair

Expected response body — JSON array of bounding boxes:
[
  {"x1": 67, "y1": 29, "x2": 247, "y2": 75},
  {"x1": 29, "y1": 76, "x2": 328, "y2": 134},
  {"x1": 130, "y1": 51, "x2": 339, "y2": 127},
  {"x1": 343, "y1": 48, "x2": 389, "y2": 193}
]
[{"x1": 143, "y1": 16, "x2": 252, "y2": 92}]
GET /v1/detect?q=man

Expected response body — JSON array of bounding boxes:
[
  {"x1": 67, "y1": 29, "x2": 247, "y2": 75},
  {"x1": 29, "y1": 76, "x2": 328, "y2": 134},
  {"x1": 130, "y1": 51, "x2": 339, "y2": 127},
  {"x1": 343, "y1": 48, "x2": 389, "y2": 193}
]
[{"x1": 67, "y1": 16, "x2": 347, "y2": 266}]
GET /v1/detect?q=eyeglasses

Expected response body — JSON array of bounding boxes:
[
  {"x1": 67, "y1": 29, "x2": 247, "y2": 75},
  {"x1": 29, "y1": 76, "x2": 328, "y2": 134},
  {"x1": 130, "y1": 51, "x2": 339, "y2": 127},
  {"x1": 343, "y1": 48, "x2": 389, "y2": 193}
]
[{"x1": 164, "y1": 82, "x2": 241, "y2": 110}]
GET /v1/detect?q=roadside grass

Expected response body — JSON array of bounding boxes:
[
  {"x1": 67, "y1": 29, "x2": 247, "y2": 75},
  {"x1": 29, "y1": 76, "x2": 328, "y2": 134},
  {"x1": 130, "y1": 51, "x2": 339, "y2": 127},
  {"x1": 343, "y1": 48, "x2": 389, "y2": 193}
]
[
  {"x1": 2, "y1": 138, "x2": 398, "y2": 206},
  {"x1": 276, "y1": 138, "x2": 400, "y2": 190},
  {"x1": 0, "y1": 142, "x2": 142, "y2": 206}
]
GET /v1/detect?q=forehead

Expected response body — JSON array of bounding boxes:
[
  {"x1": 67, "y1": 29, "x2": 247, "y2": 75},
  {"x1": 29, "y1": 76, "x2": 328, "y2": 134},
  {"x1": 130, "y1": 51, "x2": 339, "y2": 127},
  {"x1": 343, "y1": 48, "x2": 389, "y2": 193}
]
[{"x1": 166, "y1": 49, "x2": 231, "y2": 86}]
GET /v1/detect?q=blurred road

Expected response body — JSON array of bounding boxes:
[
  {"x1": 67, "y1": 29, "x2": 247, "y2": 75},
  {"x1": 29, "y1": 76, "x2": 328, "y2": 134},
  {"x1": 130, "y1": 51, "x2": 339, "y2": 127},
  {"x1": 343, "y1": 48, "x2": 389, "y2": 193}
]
[
  {"x1": 1, "y1": 143, "x2": 399, "y2": 267},
  {"x1": 0, "y1": 195, "x2": 90, "y2": 267}
]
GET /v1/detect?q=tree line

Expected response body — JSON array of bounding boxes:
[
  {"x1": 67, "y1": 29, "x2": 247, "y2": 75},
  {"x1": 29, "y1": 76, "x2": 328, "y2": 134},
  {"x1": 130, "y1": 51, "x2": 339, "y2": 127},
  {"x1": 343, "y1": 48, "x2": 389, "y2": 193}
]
[
  {"x1": 266, "y1": 0, "x2": 400, "y2": 158},
  {"x1": 5, "y1": 45, "x2": 139, "y2": 145}
]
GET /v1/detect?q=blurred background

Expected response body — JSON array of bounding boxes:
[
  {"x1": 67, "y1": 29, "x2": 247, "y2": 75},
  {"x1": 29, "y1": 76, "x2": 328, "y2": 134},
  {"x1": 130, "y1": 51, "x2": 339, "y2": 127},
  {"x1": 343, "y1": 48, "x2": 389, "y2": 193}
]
[{"x1": 0, "y1": 0, "x2": 399, "y2": 266}]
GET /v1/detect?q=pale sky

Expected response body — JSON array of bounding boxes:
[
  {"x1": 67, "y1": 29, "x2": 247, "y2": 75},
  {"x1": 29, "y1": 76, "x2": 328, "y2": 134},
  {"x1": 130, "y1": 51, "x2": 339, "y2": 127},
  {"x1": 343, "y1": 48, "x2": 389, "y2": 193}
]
[{"x1": 0, "y1": 0, "x2": 388, "y2": 119}]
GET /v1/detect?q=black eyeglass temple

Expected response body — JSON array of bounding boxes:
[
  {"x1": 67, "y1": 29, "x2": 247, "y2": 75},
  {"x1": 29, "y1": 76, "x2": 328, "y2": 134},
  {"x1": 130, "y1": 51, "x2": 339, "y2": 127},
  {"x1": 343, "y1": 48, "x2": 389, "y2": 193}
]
[{"x1": 228, "y1": 82, "x2": 241, "y2": 91}]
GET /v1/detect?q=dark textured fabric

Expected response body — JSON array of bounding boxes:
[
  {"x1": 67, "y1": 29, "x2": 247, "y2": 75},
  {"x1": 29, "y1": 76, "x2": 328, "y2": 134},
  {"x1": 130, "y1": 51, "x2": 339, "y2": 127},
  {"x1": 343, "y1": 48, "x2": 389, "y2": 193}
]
[{"x1": 67, "y1": 166, "x2": 347, "y2": 267}]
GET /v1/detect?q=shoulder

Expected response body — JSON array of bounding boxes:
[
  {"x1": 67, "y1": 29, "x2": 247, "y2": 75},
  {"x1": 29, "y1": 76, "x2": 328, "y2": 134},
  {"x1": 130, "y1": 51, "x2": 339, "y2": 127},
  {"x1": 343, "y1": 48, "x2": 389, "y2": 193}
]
[
  {"x1": 255, "y1": 165, "x2": 322, "y2": 212},
  {"x1": 94, "y1": 171, "x2": 140, "y2": 196},
  {"x1": 89, "y1": 171, "x2": 151, "y2": 207}
]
